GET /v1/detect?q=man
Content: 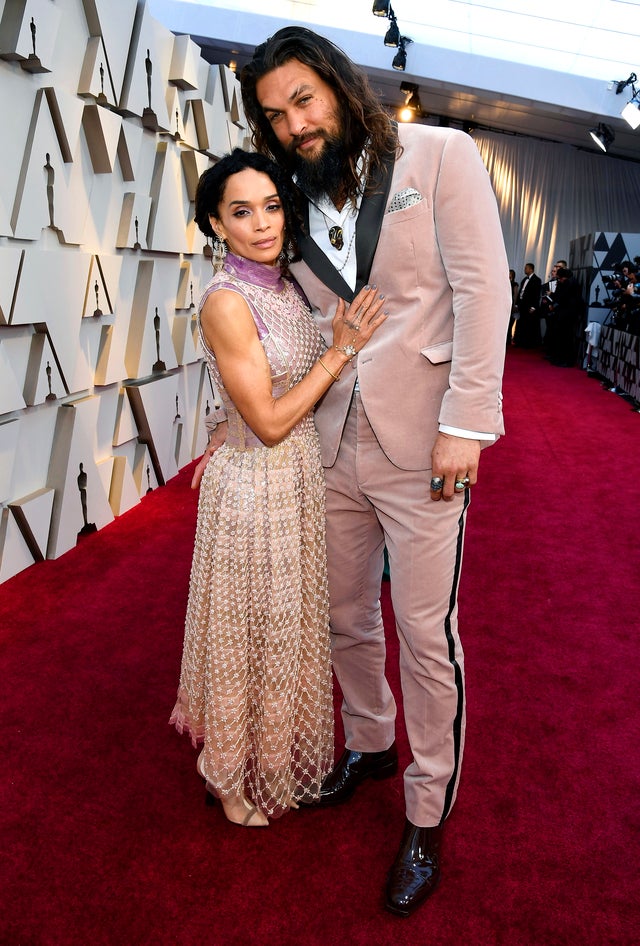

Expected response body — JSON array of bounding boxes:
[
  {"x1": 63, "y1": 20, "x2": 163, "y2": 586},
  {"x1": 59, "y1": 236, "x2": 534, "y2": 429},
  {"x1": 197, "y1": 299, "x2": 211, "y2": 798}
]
[
  {"x1": 540, "y1": 262, "x2": 559, "y2": 352},
  {"x1": 239, "y1": 27, "x2": 510, "y2": 916},
  {"x1": 547, "y1": 266, "x2": 584, "y2": 366},
  {"x1": 514, "y1": 262, "x2": 541, "y2": 348}
]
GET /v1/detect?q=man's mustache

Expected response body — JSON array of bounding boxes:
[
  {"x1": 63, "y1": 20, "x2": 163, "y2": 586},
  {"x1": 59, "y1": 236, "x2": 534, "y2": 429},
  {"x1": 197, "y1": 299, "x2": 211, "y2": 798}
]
[{"x1": 288, "y1": 129, "x2": 328, "y2": 152}]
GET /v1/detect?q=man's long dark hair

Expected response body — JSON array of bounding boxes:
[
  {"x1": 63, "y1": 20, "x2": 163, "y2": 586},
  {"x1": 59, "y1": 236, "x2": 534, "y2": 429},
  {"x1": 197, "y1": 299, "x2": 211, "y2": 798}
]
[{"x1": 241, "y1": 27, "x2": 399, "y2": 205}]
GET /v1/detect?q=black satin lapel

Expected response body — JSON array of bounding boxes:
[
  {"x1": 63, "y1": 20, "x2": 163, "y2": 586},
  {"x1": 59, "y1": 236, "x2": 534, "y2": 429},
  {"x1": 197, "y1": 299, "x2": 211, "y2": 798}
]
[
  {"x1": 354, "y1": 149, "x2": 396, "y2": 293},
  {"x1": 296, "y1": 143, "x2": 397, "y2": 301},
  {"x1": 297, "y1": 200, "x2": 354, "y2": 300}
]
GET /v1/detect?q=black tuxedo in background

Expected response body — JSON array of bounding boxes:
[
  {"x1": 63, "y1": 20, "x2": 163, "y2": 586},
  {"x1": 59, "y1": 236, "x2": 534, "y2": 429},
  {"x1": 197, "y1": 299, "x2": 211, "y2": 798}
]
[{"x1": 514, "y1": 272, "x2": 542, "y2": 348}]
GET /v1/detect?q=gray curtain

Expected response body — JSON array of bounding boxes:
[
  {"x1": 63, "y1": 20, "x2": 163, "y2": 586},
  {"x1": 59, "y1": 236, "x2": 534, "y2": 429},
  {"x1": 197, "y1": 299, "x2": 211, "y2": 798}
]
[{"x1": 473, "y1": 130, "x2": 640, "y2": 283}]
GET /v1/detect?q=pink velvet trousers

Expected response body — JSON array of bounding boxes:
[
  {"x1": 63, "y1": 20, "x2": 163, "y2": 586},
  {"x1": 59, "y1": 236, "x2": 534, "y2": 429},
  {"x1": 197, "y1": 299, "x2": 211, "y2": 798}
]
[{"x1": 323, "y1": 392, "x2": 468, "y2": 827}]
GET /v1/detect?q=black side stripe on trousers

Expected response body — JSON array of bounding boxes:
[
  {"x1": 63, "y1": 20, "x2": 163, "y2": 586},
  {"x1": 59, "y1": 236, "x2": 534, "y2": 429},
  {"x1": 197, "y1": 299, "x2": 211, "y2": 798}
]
[{"x1": 440, "y1": 487, "x2": 470, "y2": 824}]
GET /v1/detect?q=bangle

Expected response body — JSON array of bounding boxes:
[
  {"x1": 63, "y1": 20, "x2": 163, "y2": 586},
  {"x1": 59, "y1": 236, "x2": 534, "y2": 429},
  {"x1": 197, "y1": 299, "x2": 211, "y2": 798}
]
[{"x1": 318, "y1": 358, "x2": 340, "y2": 382}]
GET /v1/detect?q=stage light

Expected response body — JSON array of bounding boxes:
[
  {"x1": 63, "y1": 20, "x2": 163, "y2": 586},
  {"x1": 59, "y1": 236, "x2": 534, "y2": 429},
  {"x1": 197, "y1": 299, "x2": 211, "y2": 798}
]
[
  {"x1": 621, "y1": 95, "x2": 640, "y2": 129},
  {"x1": 384, "y1": 14, "x2": 400, "y2": 47},
  {"x1": 372, "y1": 0, "x2": 390, "y2": 15},
  {"x1": 398, "y1": 81, "x2": 421, "y2": 121},
  {"x1": 589, "y1": 123, "x2": 615, "y2": 153},
  {"x1": 392, "y1": 37, "x2": 412, "y2": 71},
  {"x1": 615, "y1": 73, "x2": 637, "y2": 95}
]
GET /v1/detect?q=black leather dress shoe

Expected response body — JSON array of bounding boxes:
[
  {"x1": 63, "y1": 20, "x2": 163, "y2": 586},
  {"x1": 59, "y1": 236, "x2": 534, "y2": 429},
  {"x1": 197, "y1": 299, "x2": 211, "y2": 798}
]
[
  {"x1": 308, "y1": 743, "x2": 398, "y2": 807},
  {"x1": 385, "y1": 819, "x2": 443, "y2": 917}
]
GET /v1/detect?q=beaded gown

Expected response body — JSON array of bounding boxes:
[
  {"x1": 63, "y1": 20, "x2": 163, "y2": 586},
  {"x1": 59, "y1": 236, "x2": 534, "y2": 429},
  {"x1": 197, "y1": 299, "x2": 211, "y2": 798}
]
[{"x1": 170, "y1": 253, "x2": 334, "y2": 818}]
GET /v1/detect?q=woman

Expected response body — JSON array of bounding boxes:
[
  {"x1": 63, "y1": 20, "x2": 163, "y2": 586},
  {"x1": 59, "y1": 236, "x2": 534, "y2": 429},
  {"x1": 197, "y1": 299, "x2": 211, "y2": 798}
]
[{"x1": 170, "y1": 149, "x2": 386, "y2": 827}]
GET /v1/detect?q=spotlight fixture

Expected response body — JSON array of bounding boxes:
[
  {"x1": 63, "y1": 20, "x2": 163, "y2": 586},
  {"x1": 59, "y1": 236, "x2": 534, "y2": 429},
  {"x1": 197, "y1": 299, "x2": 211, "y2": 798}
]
[
  {"x1": 392, "y1": 37, "x2": 412, "y2": 72},
  {"x1": 615, "y1": 73, "x2": 637, "y2": 95},
  {"x1": 398, "y1": 81, "x2": 422, "y2": 121},
  {"x1": 621, "y1": 93, "x2": 640, "y2": 129},
  {"x1": 372, "y1": 0, "x2": 390, "y2": 15},
  {"x1": 384, "y1": 13, "x2": 400, "y2": 47},
  {"x1": 589, "y1": 123, "x2": 615, "y2": 153},
  {"x1": 615, "y1": 72, "x2": 640, "y2": 128}
]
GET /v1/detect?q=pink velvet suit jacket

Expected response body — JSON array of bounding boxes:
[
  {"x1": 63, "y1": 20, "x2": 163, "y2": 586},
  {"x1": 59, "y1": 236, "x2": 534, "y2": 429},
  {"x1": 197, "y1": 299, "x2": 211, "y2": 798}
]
[{"x1": 289, "y1": 123, "x2": 511, "y2": 470}]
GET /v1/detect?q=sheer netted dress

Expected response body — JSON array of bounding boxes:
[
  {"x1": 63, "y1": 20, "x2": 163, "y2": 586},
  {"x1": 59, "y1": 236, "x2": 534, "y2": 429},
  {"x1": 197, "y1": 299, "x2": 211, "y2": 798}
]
[{"x1": 170, "y1": 253, "x2": 334, "y2": 818}]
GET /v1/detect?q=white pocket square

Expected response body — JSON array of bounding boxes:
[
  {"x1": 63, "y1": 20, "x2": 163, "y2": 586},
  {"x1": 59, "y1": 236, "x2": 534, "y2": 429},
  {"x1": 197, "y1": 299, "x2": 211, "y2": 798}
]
[{"x1": 387, "y1": 188, "x2": 423, "y2": 213}]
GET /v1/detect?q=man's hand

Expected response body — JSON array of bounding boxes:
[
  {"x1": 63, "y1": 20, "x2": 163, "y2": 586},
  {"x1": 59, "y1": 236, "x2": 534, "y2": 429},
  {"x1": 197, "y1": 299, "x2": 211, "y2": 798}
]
[
  {"x1": 429, "y1": 432, "x2": 481, "y2": 502},
  {"x1": 191, "y1": 421, "x2": 228, "y2": 489}
]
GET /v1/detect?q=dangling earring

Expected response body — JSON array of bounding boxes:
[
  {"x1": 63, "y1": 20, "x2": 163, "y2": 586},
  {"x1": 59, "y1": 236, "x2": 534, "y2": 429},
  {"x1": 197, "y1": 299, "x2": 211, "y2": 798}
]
[
  {"x1": 278, "y1": 237, "x2": 293, "y2": 274},
  {"x1": 212, "y1": 233, "x2": 227, "y2": 273}
]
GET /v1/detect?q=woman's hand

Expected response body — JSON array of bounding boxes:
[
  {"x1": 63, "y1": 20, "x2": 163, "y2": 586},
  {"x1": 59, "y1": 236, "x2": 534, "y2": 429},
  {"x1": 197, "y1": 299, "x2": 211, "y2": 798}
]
[
  {"x1": 331, "y1": 285, "x2": 387, "y2": 359},
  {"x1": 190, "y1": 421, "x2": 228, "y2": 489}
]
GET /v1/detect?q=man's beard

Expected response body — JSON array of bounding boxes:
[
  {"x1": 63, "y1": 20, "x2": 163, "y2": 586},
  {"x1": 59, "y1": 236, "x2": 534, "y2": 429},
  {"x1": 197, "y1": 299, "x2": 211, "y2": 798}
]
[{"x1": 291, "y1": 133, "x2": 348, "y2": 205}]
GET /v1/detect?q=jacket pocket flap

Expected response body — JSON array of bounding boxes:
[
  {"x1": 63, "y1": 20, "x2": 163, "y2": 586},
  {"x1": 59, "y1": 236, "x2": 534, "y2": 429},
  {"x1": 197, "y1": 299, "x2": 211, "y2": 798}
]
[{"x1": 420, "y1": 341, "x2": 453, "y2": 365}]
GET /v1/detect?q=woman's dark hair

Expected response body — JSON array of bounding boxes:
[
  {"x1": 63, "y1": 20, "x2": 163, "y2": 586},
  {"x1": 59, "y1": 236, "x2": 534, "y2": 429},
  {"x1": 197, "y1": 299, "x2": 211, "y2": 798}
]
[
  {"x1": 194, "y1": 148, "x2": 301, "y2": 261},
  {"x1": 241, "y1": 27, "x2": 399, "y2": 204}
]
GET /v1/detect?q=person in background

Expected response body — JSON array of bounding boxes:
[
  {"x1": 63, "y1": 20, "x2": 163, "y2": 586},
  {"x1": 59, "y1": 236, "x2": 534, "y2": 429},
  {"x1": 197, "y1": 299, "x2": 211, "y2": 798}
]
[
  {"x1": 548, "y1": 266, "x2": 584, "y2": 366},
  {"x1": 240, "y1": 27, "x2": 510, "y2": 915},
  {"x1": 507, "y1": 268, "x2": 519, "y2": 345},
  {"x1": 170, "y1": 149, "x2": 386, "y2": 827},
  {"x1": 540, "y1": 263, "x2": 559, "y2": 354},
  {"x1": 513, "y1": 262, "x2": 541, "y2": 348}
]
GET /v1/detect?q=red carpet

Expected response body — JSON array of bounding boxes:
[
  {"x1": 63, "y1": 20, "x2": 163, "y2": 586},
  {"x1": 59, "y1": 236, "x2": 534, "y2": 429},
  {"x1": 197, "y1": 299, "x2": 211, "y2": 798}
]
[{"x1": 1, "y1": 349, "x2": 639, "y2": 946}]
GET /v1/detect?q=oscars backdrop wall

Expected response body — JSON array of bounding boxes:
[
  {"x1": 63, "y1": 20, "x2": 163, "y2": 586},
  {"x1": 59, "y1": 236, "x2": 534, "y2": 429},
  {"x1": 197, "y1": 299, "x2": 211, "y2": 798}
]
[{"x1": 0, "y1": 0, "x2": 249, "y2": 583}]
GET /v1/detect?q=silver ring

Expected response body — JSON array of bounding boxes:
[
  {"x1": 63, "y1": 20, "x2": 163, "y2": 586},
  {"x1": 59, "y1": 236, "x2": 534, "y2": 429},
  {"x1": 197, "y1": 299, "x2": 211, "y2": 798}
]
[
  {"x1": 430, "y1": 476, "x2": 444, "y2": 491},
  {"x1": 463, "y1": 476, "x2": 470, "y2": 485},
  {"x1": 454, "y1": 480, "x2": 466, "y2": 491}
]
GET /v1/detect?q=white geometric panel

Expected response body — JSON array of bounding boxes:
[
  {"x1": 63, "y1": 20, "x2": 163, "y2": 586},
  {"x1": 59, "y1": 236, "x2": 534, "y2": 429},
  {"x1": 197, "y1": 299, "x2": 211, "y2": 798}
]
[
  {"x1": 78, "y1": 36, "x2": 108, "y2": 102},
  {"x1": 190, "y1": 253, "x2": 215, "y2": 309},
  {"x1": 164, "y1": 86, "x2": 182, "y2": 140},
  {"x1": 47, "y1": 396, "x2": 115, "y2": 559},
  {"x1": 175, "y1": 260, "x2": 193, "y2": 310},
  {"x1": 12, "y1": 87, "x2": 88, "y2": 244},
  {"x1": 12, "y1": 247, "x2": 95, "y2": 395},
  {"x1": 112, "y1": 388, "x2": 139, "y2": 446},
  {"x1": 117, "y1": 120, "x2": 143, "y2": 182},
  {"x1": 132, "y1": 441, "x2": 159, "y2": 496},
  {"x1": 169, "y1": 33, "x2": 200, "y2": 91},
  {"x1": 124, "y1": 371, "x2": 180, "y2": 485},
  {"x1": 81, "y1": 102, "x2": 123, "y2": 174},
  {"x1": 85, "y1": 255, "x2": 118, "y2": 319},
  {"x1": 182, "y1": 97, "x2": 209, "y2": 153},
  {"x1": 180, "y1": 149, "x2": 210, "y2": 203},
  {"x1": 125, "y1": 256, "x2": 180, "y2": 378},
  {"x1": 204, "y1": 64, "x2": 236, "y2": 158},
  {"x1": 3, "y1": 327, "x2": 36, "y2": 406},
  {"x1": 175, "y1": 359, "x2": 207, "y2": 467},
  {"x1": 0, "y1": 246, "x2": 23, "y2": 324},
  {"x1": 0, "y1": 339, "x2": 26, "y2": 414},
  {"x1": 192, "y1": 360, "x2": 214, "y2": 460},
  {"x1": 0, "y1": 506, "x2": 35, "y2": 584},
  {"x1": 78, "y1": 317, "x2": 108, "y2": 388},
  {"x1": 146, "y1": 141, "x2": 190, "y2": 253},
  {"x1": 94, "y1": 383, "x2": 122, "y2": 461},
  {"x1": 95, "y1": 454, "x2": 114, "y2": 500},
  {"x1": 108, "y1": 452, "x2": 140, "y2": 515},
  {"x1": 116, "y1": 192, "x2": 152, "y2": 249},
  {"x1": 26, "y1": 332, "x2": 66, "y2": 406},
  {"x1": 85, "y1": 0, "x2": 139, "y2": 106},
  {"x1": 0, "y1": 0, "x2": 61, "y2": 66},
  {"x1": 0, "y1": 417, "x2": 20, "y2": 503},
  {"x1": 8, "y1": 486, "x2": 55, "y2": 562},
  {"x1": 118, "y1": 3, "x2": 173, "y2": 131},
  {"x1": 172, "y1": 310, "x2": 199, "y2": 366}
]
